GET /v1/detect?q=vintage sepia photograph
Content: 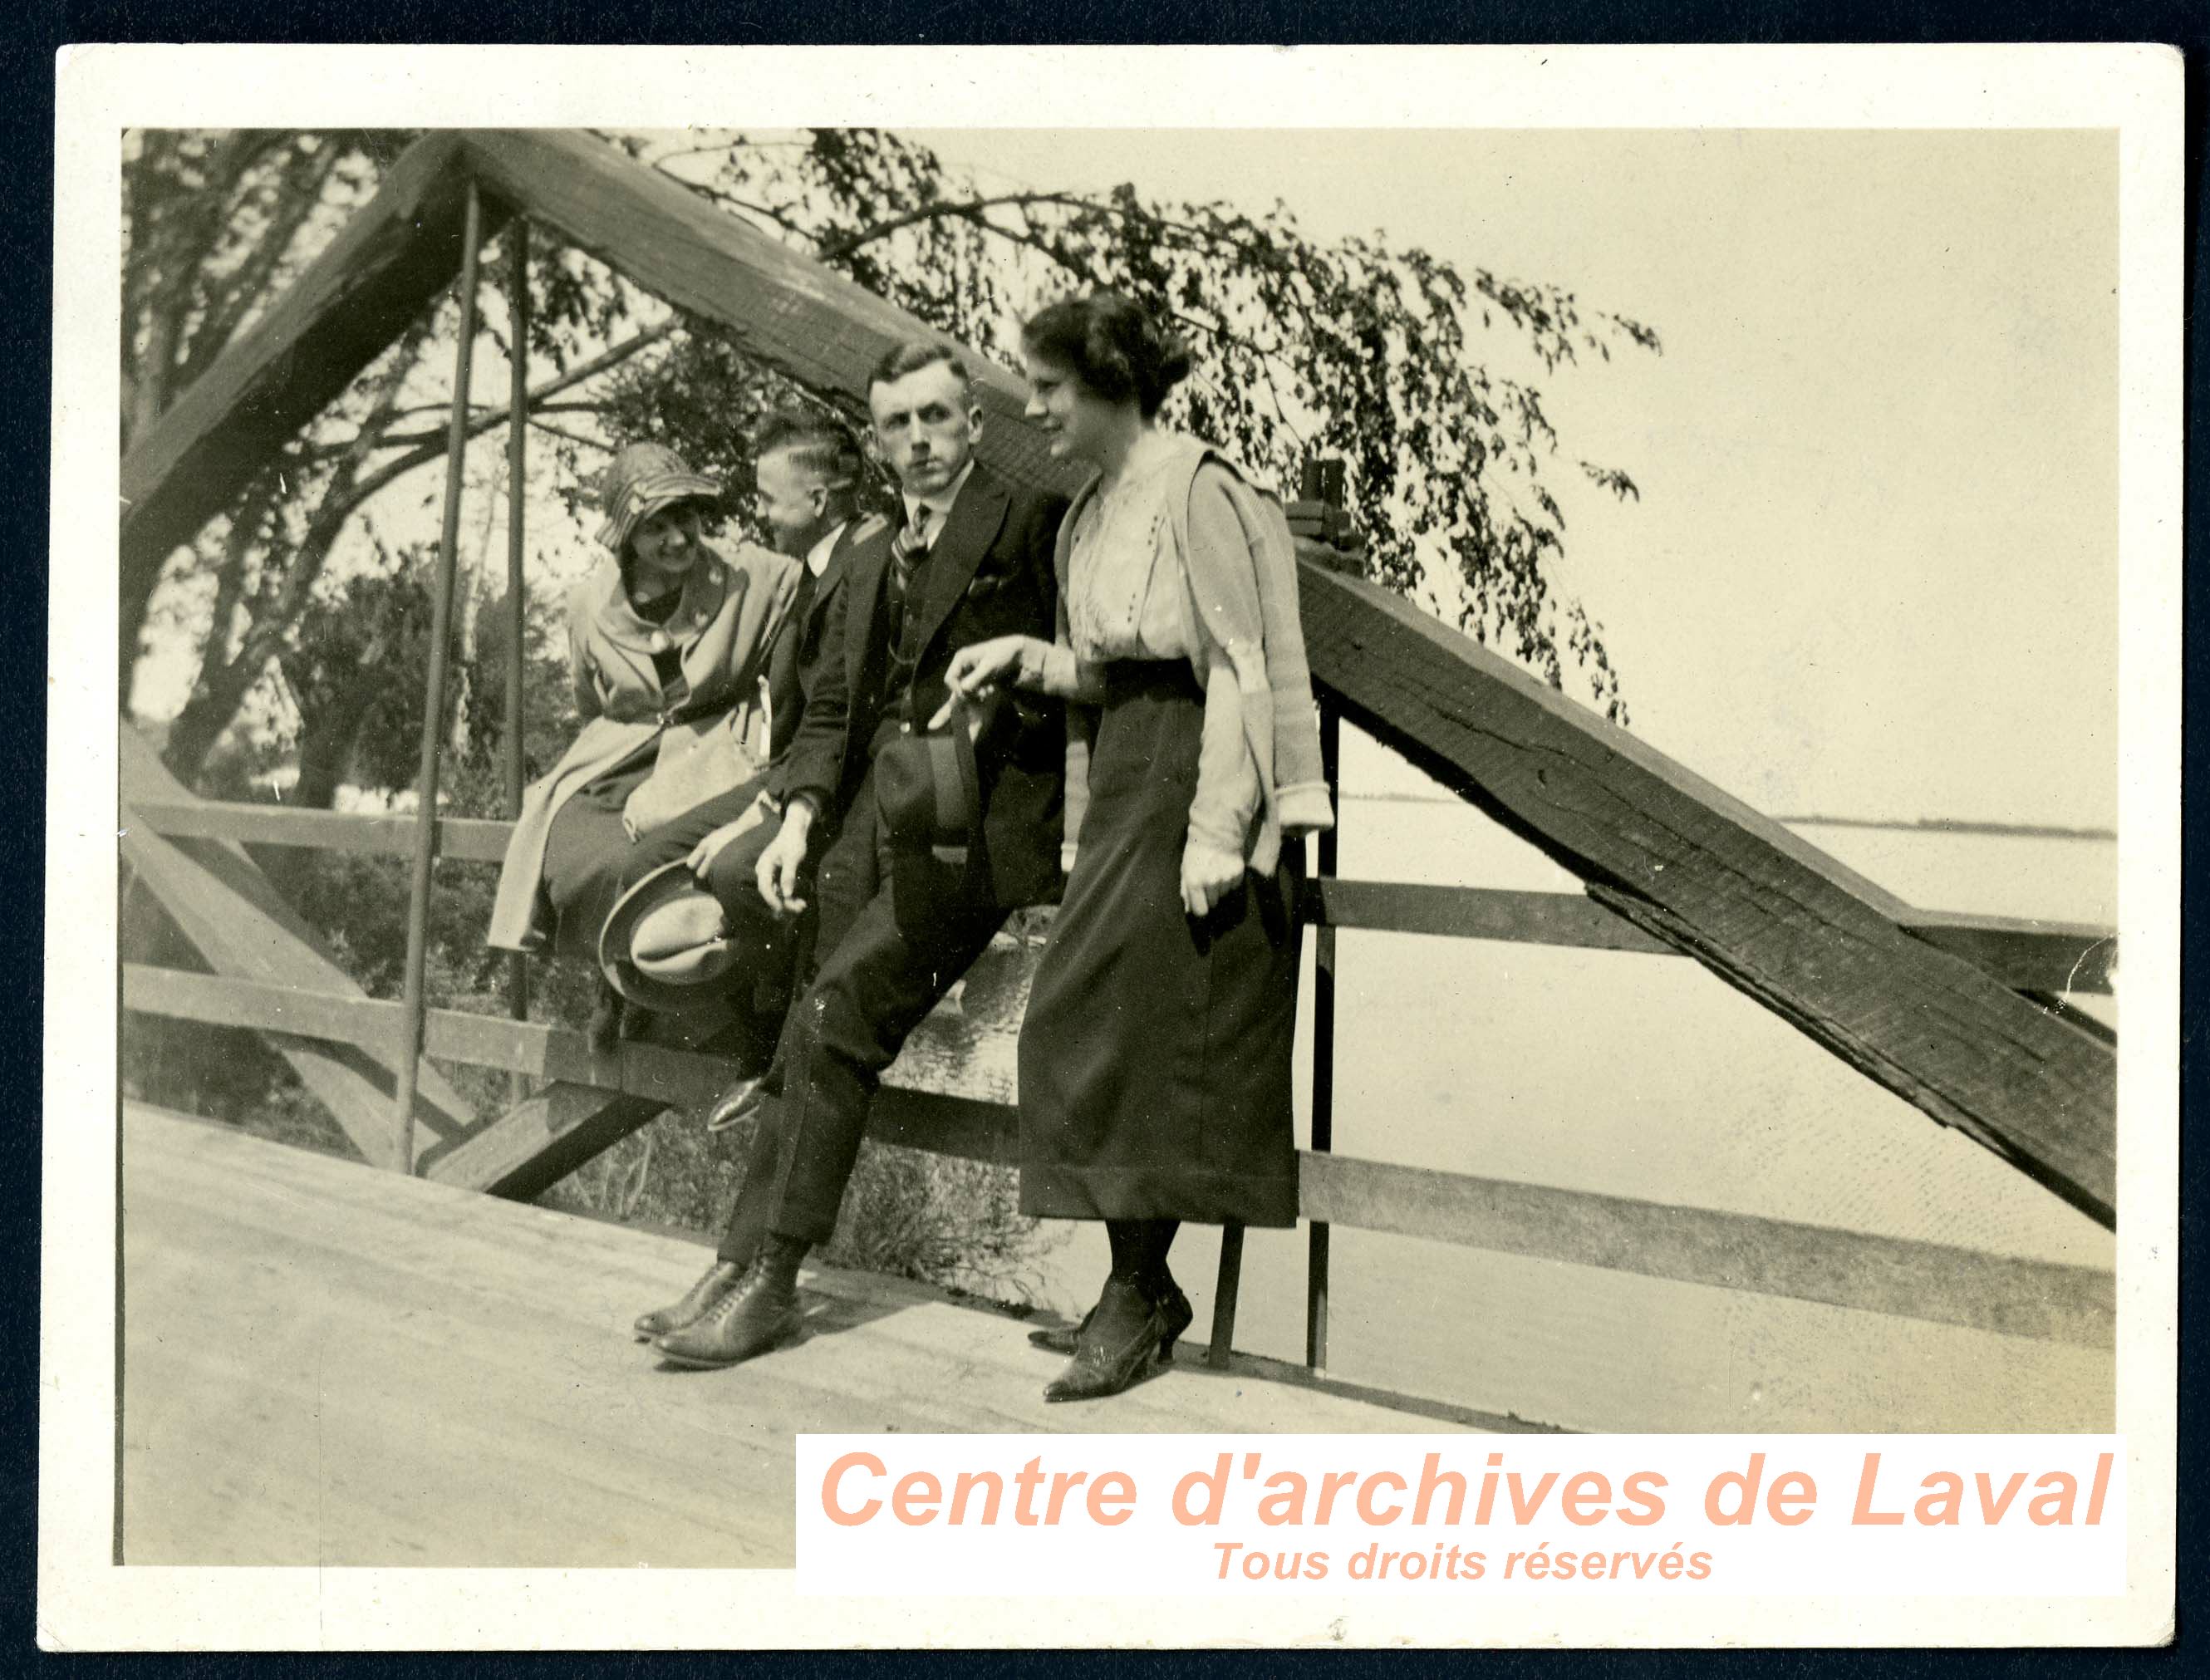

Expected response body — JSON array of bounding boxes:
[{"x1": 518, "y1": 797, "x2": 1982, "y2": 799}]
[{"x1": 46, "y1": 42, "x2": 2180, "y2": 1649}]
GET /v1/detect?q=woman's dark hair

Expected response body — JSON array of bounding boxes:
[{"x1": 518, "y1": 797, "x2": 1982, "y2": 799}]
[{"x1": 1021, "y1": 292, "x2": 1193, "y2": 420}]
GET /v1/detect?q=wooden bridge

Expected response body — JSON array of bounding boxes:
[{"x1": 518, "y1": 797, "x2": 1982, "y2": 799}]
[
  {"x1": 123, "y1": 1100, "x2": 1481, "y2": 1568},
  {"x1": 117, "y1": 130, "x2": 2119, "y2": 1563}
]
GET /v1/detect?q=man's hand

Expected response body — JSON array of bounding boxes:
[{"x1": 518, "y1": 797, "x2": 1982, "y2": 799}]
[
  {"x1": 931, "y1": 634, "x2": 1031, "y2": 729},
  {"x1": 685, "y1": 798, "x2": 770, "y2": 880},
  {"x1": 755, "y1": 803, "x2": 815, "y2": 916},
  {"x1": 1180, "y1": 838, "x2": 1246, "y2": 919}
]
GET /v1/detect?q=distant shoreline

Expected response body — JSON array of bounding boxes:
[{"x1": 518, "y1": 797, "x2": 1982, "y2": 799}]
[{"x1": 1339, "y1": 789, "x2": 2115, "y2": 843}]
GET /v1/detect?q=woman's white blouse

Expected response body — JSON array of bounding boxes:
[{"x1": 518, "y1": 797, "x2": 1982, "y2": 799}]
[{"x1": 1039, "y1": 453, "x2": 1265, "y2": 859}]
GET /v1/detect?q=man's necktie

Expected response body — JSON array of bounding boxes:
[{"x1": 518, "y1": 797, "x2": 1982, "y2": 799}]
[{"x1": 887, "y1": 507, "x2": 931, "y2": 657}]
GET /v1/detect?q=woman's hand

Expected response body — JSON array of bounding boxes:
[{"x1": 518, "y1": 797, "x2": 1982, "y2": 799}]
[
  {"x1": 1180, "y1": 838, "x2": 1246, "y2": 919},
  {"x1": 685, "y1": 798, "x2": 769, "y2": 880},
  {"x1": 931, "y1": 634, "x2": 1033, "y2": 729}
]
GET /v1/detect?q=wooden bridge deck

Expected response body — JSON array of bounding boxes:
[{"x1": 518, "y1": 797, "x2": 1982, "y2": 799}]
[{"x1": 120, "y1": 1103, "x2": 1476, "y2": 1569}]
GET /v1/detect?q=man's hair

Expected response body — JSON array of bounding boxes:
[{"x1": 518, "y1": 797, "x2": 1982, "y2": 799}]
[
  {"x1": 867, "y1": 340, "x2": 971, "y2": 396},
  {"x1": 753, "y1": 409, "x2": 862, "y2": 494}
]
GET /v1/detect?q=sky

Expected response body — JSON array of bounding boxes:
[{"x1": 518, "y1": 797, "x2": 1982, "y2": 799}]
[{"x1": 911, "y1": 128, "x2": 2120, "y2": 832}]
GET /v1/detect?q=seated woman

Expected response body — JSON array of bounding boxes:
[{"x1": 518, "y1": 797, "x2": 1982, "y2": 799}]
[
  {"x1": 941, "y1": 292, "x2": 1333, "y2": 1402},
  {"x1": 487, "y1": 441, "x2": 802, "y2": 1050}
]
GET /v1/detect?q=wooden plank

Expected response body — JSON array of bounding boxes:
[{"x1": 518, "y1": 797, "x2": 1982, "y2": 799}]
[
  {"x1": 865, "y1": 1087, "x2": 1023, "y2": 1165},
  {"x1": 425, "y1": 1006, "x2": 728, "y2": 1107},
  {"x1": 1314, "y1": 878, "x2": 2114, "y2": 998},
  {"x1": 1309, "y1": 877, "x2": 1674, "y2": 955},
  {"x1": 452, "y1": 130, "x2": 1087, "y2": 502},
  {"x1": 119, "y1": 732, "x2": 476, "y2": 1168},
  {"x1": 1900, "y1": 908, "x2": 2118, "y2": 997},
  {"x1": 125, "y1": 961, "x2": 400, "y2": 1046},
  {"x1": 128, "y1": 799, "x2": 2115, "y2": 995},
  {"x1": 125, "y1": 963, "x2": 1022, "y2": 1179},
  {"x1": 1298, "y1": 563, "x2": 2117, "y2": 1229},
  {"x1": 120, "y1": 134, "x2": 498, "y2": 578},
  {"x1": 123, "y1": 965, "x2": 670, "y2": 1197},
  {"x1": 1298, "y1": 1152, "x2": 2114, "y2": 1351},
  {"x1": 123, "y1": 967, "x2": 2113, "y2": 1346},
  {"x1": 126, "y1": 799, "x2": 511, "y2": 862}
]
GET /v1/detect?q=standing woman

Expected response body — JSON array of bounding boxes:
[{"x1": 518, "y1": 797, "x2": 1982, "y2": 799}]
[
  {"x1": 940, "y1": 293, "x2": 1333, "y2": 1402},
  {"x1": 488, "y1": 442, "x2": 801, "y2": 1046}
]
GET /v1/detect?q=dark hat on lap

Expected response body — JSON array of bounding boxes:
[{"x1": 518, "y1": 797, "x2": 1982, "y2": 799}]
[{"x1": 874, "y1": 702, "x2": 985, "y2": 934}]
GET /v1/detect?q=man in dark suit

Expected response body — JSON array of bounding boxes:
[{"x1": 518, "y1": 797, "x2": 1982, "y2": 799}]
[{"x1": 640, "y1": 343, "x2": 1068, "y2": 1368}]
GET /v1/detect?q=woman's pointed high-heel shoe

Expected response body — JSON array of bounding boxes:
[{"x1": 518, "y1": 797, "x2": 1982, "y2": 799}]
[
  {"x1": 1043, "y1": 1278, "x2": 1167, "y2": 1403},
  {"x1": 1030, "y1": 1273, "x2": 1195, "y2": 1363}
]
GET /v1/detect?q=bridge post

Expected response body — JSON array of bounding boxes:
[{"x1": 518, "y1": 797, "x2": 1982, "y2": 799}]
[
  {"x1": 1206, "y1": 458, "x2": 1353, "y2": 1371},
  {"x1": 1299, "y1": 456, "x2": 1348, "y2": 1373},
  {"x1": 394, "y1": 177, "x2": 486, "y2": 1174},
  {"x1": 503, "y1": 218, "x2": 532, "y2": 1101},
  {"x1": 1306, "y1": 694, "x2": 1341, "y2": 1373}
]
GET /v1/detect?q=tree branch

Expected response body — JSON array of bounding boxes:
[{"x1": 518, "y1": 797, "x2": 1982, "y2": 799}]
[
  {"x1": 305, "y1": 320, "x2": 674, "y2": 474},
  {"x1": 177, "y1": 140, "x2": 346, "y2": 391},
  {"x1": 527, "y1": 419, "x2": 612, "y2": 453}
]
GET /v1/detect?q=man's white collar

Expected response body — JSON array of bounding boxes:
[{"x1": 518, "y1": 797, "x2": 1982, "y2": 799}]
[
  {"x1": 902, "y1": 459, "x2": 977, "y2": 533},
  {"x1": 803, "y1": 518, "x2": 847, "y2": 577}
]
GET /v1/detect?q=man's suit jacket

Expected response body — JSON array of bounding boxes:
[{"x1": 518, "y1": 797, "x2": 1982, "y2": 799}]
[
  {"x1": 780, "y1": 464, "x2": 1069, "y2": 912},
  {"x1": 761, "y1": 512, "x2": 886, "y2": 821}
]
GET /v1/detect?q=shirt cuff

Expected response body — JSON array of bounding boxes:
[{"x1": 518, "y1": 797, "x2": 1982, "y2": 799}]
[{"x1": 1026, "y1": 639, "x2": 1107, "y2": 701}]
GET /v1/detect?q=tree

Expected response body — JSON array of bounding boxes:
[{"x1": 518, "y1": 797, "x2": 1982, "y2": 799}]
[{"x1": 123, "y1": 124, "x2": 1656, "y2": 798}]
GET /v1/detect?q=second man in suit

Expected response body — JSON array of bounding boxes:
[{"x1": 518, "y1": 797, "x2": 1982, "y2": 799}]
[{"x1": 639, "y1": 342, "x2": 1070, "y2": 1367}]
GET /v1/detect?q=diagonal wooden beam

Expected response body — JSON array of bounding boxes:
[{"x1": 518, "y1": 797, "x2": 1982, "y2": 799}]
[
  {"x1": 1297, "y1": 563, "x2": 2116, "y2": 1229},
  {"x1": 450, "y1": 129, "x2": 1084, "y2": 503},
  {"x1": 120, "y1": 727, "x2": 476, "y2": 1169},
  {"x1": 421, "y1": 1084, "x2": 666, "y2": 1201},
  {"x1": 120, "y1": 133, "x2": 501, "y2": 583}
]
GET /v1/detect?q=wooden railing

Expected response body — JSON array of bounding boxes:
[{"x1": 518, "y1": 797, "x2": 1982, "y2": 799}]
[
  {"x1": 120, "y1": 798, "x2": 2119, "y2": 992},
  {"x1": 120, "y1": 781, "x2": 2119, "y2": 1369}
]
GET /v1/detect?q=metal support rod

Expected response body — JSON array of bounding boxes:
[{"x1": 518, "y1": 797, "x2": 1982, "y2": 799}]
[
  {"x1": 503, "y1": 219, "x2": 531, "y2": 1068},
  {"x1": 1207, "y1": 1223, "x2": 1246, "y2": 1369},
  {"x1": 393, "y1": 179, "x2": 485, "y2": 1175},
  {"x1": 1306, "y1": 695, "x2": 1342, "y2": 1372}
]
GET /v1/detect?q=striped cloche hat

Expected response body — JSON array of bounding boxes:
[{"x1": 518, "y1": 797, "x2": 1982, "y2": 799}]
[{"x1": 594, "y1": 441, "x2": 723, "y2": 554}]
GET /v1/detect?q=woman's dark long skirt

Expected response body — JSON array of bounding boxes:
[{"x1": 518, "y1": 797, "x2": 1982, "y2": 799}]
[{"x1": 1018, "y1": 659, "x2": 1303, "y2": 1228}]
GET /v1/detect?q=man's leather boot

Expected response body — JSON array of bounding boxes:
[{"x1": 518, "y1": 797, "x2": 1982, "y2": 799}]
[
  {"x1": 652, "y1": 1242, "x2": 804, "y2": 1369},
  {"x1": 632, "y1": 1258, "x2": 746, "y2": 1342}
]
